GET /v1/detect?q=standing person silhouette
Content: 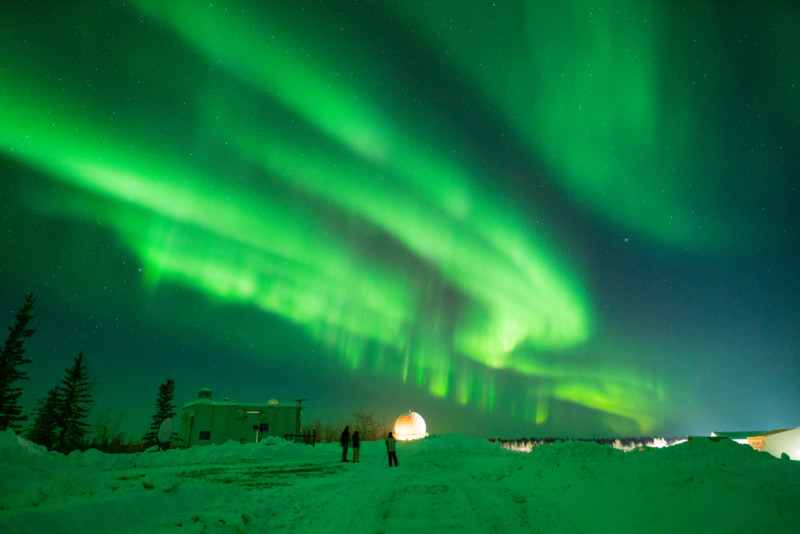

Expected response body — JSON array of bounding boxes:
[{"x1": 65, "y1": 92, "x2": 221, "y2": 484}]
[
  {"x1": 386, "y1": 432, "x2": 398, "y2": 467},
  {"x1": 340, "y1": 426, "x2": 350, "y2": 462},
  {"x1": 352, "y1": 430, "x2": 360, "y2": 463}
]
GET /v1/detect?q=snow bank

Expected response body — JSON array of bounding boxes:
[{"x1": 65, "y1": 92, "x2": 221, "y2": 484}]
[{"x1": 2, "y1": 431, "x2": 799, "y2": 533}]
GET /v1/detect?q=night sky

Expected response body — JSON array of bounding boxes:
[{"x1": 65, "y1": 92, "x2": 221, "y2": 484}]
[{"x1": 2, "y1": 1, "x2": 798, "y2": 440}]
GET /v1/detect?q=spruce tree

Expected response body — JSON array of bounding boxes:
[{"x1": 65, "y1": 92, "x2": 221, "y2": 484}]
[
  {"x1": 54, "y1": 352, "x2": 94, "y2": 453},
  {"x1": 0, "y1": 292, "x2": 36, "y2": 431},
  {"x1": 26, "y1": 387, "x2": 62, "y2": 450},
  {"x1": 144, "y1": 377, "x2": 177, "y2": 449}
]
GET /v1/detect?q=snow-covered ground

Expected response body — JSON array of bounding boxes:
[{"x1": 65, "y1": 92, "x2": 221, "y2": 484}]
[{"x1": 1, "y1": 430, "x2": 798, "y2": 533}]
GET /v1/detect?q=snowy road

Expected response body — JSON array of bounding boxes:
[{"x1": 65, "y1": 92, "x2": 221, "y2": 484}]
[{"x1": 2, "y1": 432, "x2": 799, "y2": 533}]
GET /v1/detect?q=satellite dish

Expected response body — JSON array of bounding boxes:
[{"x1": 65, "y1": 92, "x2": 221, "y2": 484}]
[{"x1": 157, "y1": 417, "x2": 174, "y2": 445}]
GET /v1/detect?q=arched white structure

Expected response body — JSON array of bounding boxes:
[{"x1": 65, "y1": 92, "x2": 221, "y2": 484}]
[{"x1": 394, "y1": 410, "x2": 427, "y2": 440}]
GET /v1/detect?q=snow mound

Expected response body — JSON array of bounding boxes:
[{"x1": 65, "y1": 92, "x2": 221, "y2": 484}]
[
  {"x1": 405, "y1": 433, "x2": 508, "y2": 454},
  {"x1": 2, "y1": 431, "x2": 799, "y2": 533},
  {"x1": 0, "y1": 429, "x2": 53, "y2": 463}
]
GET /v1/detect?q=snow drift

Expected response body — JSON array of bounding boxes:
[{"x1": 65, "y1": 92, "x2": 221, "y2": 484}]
[{"x1": 1, "y1": 430, "x2": 798, "y2": 533}]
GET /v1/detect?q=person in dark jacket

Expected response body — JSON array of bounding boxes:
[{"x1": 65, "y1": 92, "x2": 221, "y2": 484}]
[
  {"x1": 386, "y1": 431, "x2": 398, "y2": 467},
  {"x1": 340, "y1": 426, "x2": 350, "y2": 462},
  {"x1": 352, "y1": 430, "x2": 361, "y2": 463}
]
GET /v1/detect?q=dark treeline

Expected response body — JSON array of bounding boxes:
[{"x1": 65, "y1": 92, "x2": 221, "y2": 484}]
[
  {"x1": 0, "y1": 293, "x2": 177, "y2": 454},
  {"x1": 0, "y1": 292, "x2": 35, "y2": 432}
]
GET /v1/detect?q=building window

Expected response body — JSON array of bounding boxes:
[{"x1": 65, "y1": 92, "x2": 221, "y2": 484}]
[{"x1": 199, "y1": 430, "x2": 211, "y2": 440}]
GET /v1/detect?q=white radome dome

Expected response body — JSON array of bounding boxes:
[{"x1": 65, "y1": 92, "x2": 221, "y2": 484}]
[{"x1": 394, "y1": 410, "x2": 427, "y2": 440}]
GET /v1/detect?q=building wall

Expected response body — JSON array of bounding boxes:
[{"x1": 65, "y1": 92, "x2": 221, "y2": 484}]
[
  {"x1": 179, "y1": 401, "x2": 300, "y2": 447},
  {"x1": 762, "y1": 428, "x2": 800, "y2": 461},
  {"x1": 712, "y1": 428, "x2": 800, "y2": 461}
]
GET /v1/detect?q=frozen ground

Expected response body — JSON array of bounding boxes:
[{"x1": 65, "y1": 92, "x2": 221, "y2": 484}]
[{"x1": 1, "y1": 430, "x2": 798, "y2": 533}]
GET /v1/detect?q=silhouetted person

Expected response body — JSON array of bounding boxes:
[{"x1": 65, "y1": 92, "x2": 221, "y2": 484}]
[
  {"x1": 352, "y1": 430, "x2": 361, "y2": 463},
  {"x1": 340, "y1": 426, "x2": 350, "y2": 462},
  {"x1": 386, "y1": 432, "x2": 398, "y2": 467}
]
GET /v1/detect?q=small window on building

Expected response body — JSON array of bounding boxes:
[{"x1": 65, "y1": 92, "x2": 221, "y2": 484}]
[
  {"x1": 260, "y1": 423, "x2": 269, "y2": 432},
  {"x1": 199, "y1": 430, "x2": 211, "y2": 440}
]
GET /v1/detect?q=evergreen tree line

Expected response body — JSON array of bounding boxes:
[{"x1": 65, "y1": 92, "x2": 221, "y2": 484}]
[
  {"x1": 0, "y1": 293, "x2": 178, "y2": 453},
  {"x1": 3, "y1": 293, "x2": 394, "y2": 453}
]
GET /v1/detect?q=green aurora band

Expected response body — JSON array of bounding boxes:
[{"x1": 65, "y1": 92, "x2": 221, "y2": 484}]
[
  {"x1": 12, "y1": 0, "x2": 764, "y2": 433},
  {"x1": 397, "y1": 1, "x2": 799, "y2": 249}
]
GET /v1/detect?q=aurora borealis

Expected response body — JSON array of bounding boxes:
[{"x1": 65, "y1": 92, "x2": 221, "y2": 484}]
[{"x1": 2, "y1": 1, "x2": 798, "y2": 438}]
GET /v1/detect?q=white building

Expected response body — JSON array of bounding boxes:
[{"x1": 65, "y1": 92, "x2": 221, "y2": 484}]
[
  {"x1": 178, "y1": 389, "x2": 302, "y2": 447},
  {"x1": 711, "y1": 428, "x2": 800, "y2": 460}
]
